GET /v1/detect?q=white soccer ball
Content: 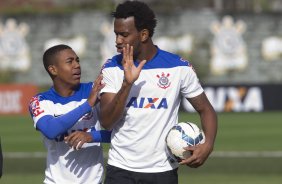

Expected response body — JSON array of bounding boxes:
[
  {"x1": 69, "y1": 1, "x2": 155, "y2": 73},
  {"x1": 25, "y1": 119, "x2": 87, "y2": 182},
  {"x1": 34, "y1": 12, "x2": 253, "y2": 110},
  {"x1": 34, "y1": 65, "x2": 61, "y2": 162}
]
[{"x1": 166, "y1": 122, "x2": 205, "y2": 160}]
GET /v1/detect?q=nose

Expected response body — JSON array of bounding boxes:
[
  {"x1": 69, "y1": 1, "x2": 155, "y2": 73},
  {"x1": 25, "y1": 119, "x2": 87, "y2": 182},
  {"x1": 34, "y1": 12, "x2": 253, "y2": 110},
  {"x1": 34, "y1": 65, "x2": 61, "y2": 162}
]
[
  {"x1": 74, "y1": 60, "x2": 80, "y2": 68},
  {"x1": 116, "y1": 35, "x2": 123, "y2": 45}
]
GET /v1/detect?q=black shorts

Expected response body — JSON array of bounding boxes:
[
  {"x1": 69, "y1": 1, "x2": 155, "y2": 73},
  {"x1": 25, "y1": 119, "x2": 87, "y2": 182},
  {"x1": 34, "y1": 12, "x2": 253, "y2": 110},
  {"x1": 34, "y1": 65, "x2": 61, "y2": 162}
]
[{"x1": 104, "y1": 164, "x2": 178, "y2": 184}]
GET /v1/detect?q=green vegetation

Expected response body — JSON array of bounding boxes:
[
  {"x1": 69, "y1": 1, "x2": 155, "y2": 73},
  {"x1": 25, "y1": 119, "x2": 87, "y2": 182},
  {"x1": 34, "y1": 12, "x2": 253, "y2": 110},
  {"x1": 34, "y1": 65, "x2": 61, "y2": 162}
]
[{"x1": 0, "y1": 112, "x2": 282, "y2": 183}]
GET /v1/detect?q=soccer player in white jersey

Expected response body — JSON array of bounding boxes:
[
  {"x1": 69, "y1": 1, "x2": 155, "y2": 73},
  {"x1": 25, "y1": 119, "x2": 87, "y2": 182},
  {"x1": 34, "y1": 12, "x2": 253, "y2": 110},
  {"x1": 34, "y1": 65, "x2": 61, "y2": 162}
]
[
  {"x1": 28, "y1": 44, "x2": 111, "y2": 184},
  {"x1": 99, "y1": 1, "x2": 218, "y2": 184}
]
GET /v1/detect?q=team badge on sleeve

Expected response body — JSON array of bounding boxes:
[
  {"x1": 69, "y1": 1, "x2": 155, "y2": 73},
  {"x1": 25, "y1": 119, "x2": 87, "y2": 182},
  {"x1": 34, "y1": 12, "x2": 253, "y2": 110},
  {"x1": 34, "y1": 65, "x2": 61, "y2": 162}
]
[
  {"x1": 29, "y1": 96, "x2": 44, "y2": 117},
  {"x1": 156, "y1": 72, "x2": 171, "y2": 89},
  {"x1": 180, "y1": 58, "x2": 196, "y2": 72}
]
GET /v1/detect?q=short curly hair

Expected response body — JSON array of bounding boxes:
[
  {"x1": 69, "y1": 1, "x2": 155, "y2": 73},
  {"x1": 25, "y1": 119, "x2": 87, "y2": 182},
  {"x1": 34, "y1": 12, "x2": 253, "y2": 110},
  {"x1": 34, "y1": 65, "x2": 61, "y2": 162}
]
[
  {"x1": 43, "y1": 44, "x2": 72, "y2": 76},
  {"x1": 112, "y1": 0, "x2": 157, "y2": 37}
]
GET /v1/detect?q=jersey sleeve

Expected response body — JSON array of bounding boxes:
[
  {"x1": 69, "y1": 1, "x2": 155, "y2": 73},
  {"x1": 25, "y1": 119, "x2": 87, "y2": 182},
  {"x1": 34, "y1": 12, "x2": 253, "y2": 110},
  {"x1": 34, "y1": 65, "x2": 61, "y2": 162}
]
[
  {"x1": 100, "y1": 65, "x2": 123, "y2": 94},
  {"x1": 28, "y1": 95, "x2": 92, "y2": 139},
  {"x1": 28, "y1": 95, "x2": 53, "y2": 128},
  {"x1": 90, "y1": 128, "x2": 111, "y2": 143},
  {"x1": 180, "y1": 64, "x2": 204, "y2": 98}
]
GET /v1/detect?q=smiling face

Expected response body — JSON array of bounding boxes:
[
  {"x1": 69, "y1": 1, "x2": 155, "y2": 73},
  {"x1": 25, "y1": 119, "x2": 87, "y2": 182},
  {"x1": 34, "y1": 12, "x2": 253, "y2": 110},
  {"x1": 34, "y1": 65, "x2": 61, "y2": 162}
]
[
  {"x1": 114, "y1": 16, "x2": 142, "y2": 58},
  {"x1": 48, "y1": 48, "x2": 81, "y2": 89}
]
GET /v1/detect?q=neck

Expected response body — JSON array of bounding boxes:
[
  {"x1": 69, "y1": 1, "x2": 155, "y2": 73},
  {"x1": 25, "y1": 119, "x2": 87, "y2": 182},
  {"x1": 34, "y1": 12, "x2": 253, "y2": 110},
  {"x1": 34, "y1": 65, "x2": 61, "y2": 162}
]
[
  {"x1": 137, "y1": 40, "x2": 157, "y2": 62},
  {"x1": 53, "y1": 83, "x2": 78, "y2": 97}
]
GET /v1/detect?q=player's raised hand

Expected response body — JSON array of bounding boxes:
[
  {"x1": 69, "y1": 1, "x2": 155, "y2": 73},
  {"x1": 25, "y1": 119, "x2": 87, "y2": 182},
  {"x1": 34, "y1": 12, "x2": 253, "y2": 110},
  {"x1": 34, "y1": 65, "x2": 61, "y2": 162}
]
[
  {"x1": 88, "y1": 74, "x2": 105, "y2": 106},
  {"x1": 122, "y1": 44, "x2": 146, "y2": 85},
  {"x1": 179, "y1": 142, "x2": 212, "y2": 168}
]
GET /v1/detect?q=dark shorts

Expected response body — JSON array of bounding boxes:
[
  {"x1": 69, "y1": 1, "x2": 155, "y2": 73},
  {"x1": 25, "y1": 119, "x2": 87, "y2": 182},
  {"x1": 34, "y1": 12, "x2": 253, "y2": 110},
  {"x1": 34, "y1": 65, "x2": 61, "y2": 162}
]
[{"x1": 104, "y1": 164, "x2": 178, "y2": 184}]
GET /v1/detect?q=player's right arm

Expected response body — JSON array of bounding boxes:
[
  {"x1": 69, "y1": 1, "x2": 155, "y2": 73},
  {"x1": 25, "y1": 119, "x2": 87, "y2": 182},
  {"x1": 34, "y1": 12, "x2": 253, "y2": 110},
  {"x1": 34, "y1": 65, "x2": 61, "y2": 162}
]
[
  {"x1": 29, "y1": 75, "x2": 105, "y2": 140},
  {"x1": 100, "y1": 44, "x2": 146, "y2": 130},
  {"x1": 29, "y1": 97, "x2": 93, "y2": 140},
  {"x1": 180, "y1": 92, "x2": 217, "y2": 167},
  {"x1": 100, "y1": 82, "x2": 133, "y2": 130}
]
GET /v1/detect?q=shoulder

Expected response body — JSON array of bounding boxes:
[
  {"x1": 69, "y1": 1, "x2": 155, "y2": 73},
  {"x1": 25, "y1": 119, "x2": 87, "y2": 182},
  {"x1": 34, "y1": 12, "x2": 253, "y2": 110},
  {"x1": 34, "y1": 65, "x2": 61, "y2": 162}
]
[
  {"x1": 30, "y1": 90, "x2": 51, "y2": 102},
  {"x1": 150, "y1": 48, "x2": 192, "y2": 68},
  {"x1": 101, "y1": 54, "x2": 123, "y2": 70},
  {"x1": 161, "y1": 49, "x2": 191, "y2": 66},
  {"x1": 29, "y1": 88, "x2": 54, "y2": 107}
]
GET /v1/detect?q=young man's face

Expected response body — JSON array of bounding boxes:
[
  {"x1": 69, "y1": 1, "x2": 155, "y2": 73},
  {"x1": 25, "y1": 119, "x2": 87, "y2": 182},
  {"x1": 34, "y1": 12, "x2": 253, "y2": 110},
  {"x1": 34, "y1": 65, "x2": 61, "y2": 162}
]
[
  {"x1": 51, "y1": 49, "x2": 81, "y2": 87},
  {"x1": 114, "y1": 16, "x2": 141, "y2": 58}
]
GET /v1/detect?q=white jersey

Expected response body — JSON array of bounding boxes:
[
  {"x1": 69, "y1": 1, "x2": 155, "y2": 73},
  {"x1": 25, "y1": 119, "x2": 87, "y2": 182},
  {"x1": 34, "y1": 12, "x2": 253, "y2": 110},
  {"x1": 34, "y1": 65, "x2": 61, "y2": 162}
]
[
  {"x1": 29, "y1": 83, "x2": 103, "y2": 184},
  {"x1": 101, "y1": 48, "x2": 204, "y2": 173}
]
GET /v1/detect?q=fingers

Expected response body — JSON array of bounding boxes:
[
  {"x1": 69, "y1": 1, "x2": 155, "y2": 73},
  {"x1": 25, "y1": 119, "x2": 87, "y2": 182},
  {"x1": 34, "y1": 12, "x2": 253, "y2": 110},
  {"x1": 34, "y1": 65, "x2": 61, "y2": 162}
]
[
  {"x1": 179, "y1": 145, "x2": 206, "y2": 168},
  {"x1": 94, "y1": 74, "x2": 103, "y2": 84},
  {"x1": 183, "y1": 145, "x2": 196, "y2": 152},
  {"x1": 137, "y1": 59, "x2": 147, "y2": 70},
  {"x1": 179, "y1": 155, "x2": 201, "y2": 168},
  {"x1": 129, "y1": 45, "x2": 133, "y2": 64},
  {"x1": 88, "y1": 74, "x2": 105, "y2": 106},
  {"x1": 94, "y1": 74, "x2": 105, "y2": 90},
  {"x1": 64, "y1": 131, "x2": 90, "y2": 150},
  {"x1": 75, "y1": 141, "x2": 84, "y2": 150},
  {"x1": 121, "y1": 44, "x2": 147, "y2": 85},
  {"x1": 122, "y1": 44, "x2": 133, "y2": 68},
  {"x1": 122, "y1": 44, "x2": 147, "y2": 72}
]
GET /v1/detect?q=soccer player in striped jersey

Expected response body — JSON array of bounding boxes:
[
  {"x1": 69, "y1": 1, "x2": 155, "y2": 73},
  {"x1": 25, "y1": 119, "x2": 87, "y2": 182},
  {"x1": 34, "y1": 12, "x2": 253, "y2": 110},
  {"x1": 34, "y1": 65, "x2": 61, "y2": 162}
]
[
  {"x1": 99, "y1": 1, "x2": 218, "y2": 184},
  {"x1": 29, "y1": 44, "x2": 111, "y2": 184}
]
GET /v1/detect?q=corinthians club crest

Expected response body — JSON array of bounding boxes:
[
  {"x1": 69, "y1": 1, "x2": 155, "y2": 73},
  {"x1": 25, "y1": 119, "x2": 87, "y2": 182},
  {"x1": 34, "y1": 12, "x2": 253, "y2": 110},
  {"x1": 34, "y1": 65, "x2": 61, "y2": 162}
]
[{"x1": 157, "y1": 72, "x2": 171, "y2": 89}]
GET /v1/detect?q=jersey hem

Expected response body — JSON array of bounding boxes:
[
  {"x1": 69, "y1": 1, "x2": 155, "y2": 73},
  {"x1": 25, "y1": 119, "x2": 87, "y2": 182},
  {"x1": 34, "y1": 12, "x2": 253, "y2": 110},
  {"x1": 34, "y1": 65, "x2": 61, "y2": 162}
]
[{"x1": 107, "y1": 160, "x2": 178, "y2": 173}]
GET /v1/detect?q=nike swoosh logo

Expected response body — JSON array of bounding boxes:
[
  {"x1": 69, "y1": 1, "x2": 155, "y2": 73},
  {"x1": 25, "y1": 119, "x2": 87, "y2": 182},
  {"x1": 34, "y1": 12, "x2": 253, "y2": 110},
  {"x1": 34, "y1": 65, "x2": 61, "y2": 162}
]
[{"x1": 54, "y1": 114, "x2": 63, "y2": 117}]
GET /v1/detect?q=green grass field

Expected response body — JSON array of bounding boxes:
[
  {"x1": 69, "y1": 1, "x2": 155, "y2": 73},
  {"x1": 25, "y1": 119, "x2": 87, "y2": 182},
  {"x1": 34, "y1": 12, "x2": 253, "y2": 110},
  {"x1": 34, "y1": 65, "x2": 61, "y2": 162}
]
[{"x1": 0, "y1": 112, "x2": 282, "y2": 184}]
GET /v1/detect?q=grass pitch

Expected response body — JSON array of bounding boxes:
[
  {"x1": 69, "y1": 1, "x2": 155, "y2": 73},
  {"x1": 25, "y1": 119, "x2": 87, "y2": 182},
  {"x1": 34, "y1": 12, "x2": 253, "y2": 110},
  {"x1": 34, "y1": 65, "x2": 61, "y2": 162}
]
[{"x1": 0, "y1": 111, "x2": 281, "y2": 184}]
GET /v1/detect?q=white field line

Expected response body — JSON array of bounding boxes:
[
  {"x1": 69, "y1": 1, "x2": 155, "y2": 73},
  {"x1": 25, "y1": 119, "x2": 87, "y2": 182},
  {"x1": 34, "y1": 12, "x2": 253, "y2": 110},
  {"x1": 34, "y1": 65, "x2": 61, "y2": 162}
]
[
  {"x1": 3, "y1": 151, "x2": 282, "y2": 159},
  {"x1": 211, "y1": 151, "x2": 282, "y2": 158}
]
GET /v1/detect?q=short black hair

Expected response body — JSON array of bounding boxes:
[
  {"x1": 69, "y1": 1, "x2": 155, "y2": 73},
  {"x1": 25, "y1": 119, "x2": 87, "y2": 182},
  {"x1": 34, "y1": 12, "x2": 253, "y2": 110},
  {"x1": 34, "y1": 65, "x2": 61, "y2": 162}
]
[
  {"x1": 112, "y1": 0, "x2": 157, "y2": 37},
  {"x1": 43, "y1": 44, "x2": 72, "y2": 75}
]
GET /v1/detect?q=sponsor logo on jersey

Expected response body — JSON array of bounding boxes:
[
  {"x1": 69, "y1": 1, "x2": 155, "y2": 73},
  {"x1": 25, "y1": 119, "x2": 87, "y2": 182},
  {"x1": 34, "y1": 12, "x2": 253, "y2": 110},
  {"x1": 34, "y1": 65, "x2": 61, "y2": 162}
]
[
  {"x1": 81, "y1": 111, "x2": 93, "y2": 120},
  {"x1": 29, "y1": 96, "x2": 44, "y2": 117},
  {"x1": 156, "y1": 72, "x2": 171, "y2": 89},
  {"x1": 126, "y1": 97, "x2": 168, "y2": 109}
]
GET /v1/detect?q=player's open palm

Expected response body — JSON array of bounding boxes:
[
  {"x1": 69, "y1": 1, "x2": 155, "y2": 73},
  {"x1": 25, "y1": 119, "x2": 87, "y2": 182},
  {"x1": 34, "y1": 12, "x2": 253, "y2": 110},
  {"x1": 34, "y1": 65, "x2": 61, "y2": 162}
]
[{"x1": 122, "y1": 44, "x2": 146, "y2": 85}]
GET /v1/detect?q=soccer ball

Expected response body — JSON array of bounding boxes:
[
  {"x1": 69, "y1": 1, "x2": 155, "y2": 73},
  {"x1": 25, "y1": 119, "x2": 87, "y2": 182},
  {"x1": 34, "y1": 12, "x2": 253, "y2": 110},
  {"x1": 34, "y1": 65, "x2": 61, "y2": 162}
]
[{"x1": 166, "y1": 122, "x2": 205, "y2": 160}]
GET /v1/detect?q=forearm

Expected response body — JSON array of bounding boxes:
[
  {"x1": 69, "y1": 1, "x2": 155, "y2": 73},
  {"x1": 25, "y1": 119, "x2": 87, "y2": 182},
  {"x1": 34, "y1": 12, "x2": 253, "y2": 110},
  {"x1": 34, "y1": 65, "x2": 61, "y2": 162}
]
[
  {"x1": 100, "y1": 81, "x2": 132, "y2": 130},
  {"x1": 189, "y1": 93, "x2": 218, "y2": 149},
  {"x1": 199, "y1": 107, "x2": 218, "y2": 148},
  {"x1": 37, "y1": 101, "x2": 92, "y2": 139},
  {"x1": 91, "y1": 130, "x2": 111, "y2": 143}
]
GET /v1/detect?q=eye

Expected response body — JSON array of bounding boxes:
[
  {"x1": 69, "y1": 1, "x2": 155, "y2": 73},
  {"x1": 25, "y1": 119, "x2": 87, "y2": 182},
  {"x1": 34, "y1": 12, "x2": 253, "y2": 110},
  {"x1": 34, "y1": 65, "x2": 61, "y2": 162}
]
[
  {"x1": 121, "y1": 33, "x2": 129, "y2": 37},
  {"x1": 66, "y1": 59, "x2": 72, "y2": 64},
  {"x1": 116, "y1": 32, "x2": 129, "y2": 38}
]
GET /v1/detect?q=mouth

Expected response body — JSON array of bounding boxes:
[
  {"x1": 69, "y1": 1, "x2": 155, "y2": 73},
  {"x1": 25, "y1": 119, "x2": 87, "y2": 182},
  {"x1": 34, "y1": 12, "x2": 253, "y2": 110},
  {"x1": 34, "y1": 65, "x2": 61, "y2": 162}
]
[
  {"x1": 73, "y1": 71, "x2": 81, "y2": 79},
  {"x1": 116, "y1": 45, "x2": 123, "y2": 53}
]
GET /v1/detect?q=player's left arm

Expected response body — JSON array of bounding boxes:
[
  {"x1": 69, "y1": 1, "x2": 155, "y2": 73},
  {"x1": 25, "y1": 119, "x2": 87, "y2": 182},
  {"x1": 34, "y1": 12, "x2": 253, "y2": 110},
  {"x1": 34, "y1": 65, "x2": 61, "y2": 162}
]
[
  {"x1": 64, "y1": 129, "x2": 111, "y2": 150},
  {"x1": 180, "y1": 92, "x2": 218, "y2": 167}
]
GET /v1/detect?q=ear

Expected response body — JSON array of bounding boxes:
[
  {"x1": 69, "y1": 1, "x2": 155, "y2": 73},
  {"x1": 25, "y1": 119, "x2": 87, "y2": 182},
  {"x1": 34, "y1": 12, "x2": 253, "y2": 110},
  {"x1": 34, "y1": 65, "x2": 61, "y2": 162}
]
[
  {"x1": 48, "y1": 65, "x2": 57, "y2": 76},
  {"x1": 140, "y1": 29, "x2": 149, "y2": 42}
]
